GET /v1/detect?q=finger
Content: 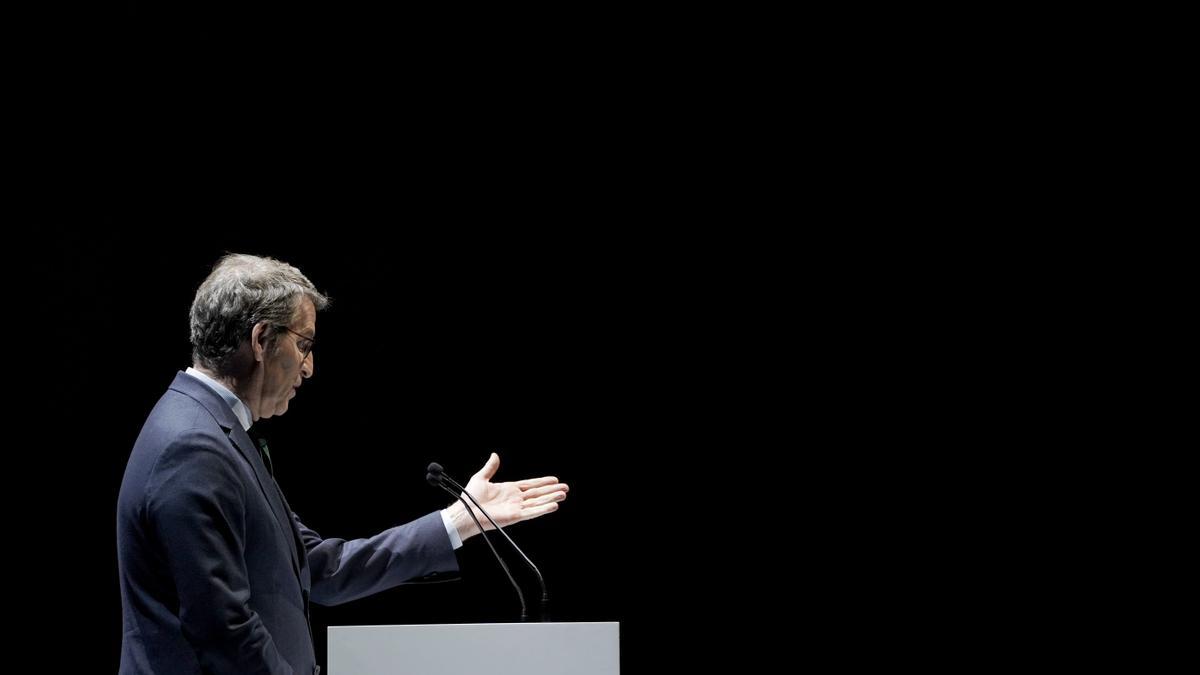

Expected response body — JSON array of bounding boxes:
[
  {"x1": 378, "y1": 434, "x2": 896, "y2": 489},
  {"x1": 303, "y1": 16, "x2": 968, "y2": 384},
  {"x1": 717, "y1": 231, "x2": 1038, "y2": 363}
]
[
  {"x1": 520, "y1": 502, "x2": 560, "y2": 521},
  {"x1": 521, "y1": 484, "x2": 569, "y2": 499},
  {"x1": 474, "y1": 452, "x2": 500, "y2": 481},
  {"x1": 523, "y1": 492, "x2": 566, "y2": 507},
  {"x1": 515, "y1": 476, "x2": 558, "y2": 490}
]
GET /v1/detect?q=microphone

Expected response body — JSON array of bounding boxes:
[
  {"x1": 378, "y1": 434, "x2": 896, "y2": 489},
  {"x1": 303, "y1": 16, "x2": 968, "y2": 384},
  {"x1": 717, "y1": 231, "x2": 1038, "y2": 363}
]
[
  {"x1": 428, "y1": 461, "x2": 550, "y2": 621},
  {"x1": 426, "y1": 468, "x2": 528, "y2": 621}
]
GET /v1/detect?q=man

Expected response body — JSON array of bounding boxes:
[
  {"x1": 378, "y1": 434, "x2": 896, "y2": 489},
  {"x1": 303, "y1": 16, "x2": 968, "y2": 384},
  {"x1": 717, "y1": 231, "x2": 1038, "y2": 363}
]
[{"x1": 116, "y1": 254, "x2": 569, "y2": 674}]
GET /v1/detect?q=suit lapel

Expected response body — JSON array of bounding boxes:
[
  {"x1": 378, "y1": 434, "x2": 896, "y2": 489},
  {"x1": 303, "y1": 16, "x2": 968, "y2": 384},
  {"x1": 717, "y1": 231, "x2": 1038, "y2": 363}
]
[
  {"x1": 272, "y1": 481, "x2": 313, "y2": 594},
  {"x1": 229, "y1": 424, "x2": 304, "y2": 585}
]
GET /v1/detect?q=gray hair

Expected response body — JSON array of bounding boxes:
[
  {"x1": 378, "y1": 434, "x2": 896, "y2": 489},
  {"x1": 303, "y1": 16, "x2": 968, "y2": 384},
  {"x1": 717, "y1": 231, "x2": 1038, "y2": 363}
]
[{"x1": 190, "y1": 253, "x2": 330, "y2": 375}]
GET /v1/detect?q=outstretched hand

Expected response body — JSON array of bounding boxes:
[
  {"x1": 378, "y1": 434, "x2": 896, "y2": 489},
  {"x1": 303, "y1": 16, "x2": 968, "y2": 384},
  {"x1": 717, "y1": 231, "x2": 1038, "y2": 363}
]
[{"x1": 453, "y1": 453, "x2": 568, "y2": 536}]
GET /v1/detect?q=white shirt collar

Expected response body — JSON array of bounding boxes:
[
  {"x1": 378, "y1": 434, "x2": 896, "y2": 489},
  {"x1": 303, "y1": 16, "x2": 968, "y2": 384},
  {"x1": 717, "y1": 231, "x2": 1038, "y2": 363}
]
[{"x1": 184, "y1": 367, "x2": 253, "y2": 431}]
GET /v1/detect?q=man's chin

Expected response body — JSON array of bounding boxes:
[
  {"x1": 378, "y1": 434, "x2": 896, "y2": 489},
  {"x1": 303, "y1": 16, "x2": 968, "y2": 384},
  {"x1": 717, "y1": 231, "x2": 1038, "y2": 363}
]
[
  {"x1": 258, "y1": 405, "x2": 286, "y2": 420},
  {"x1": 256, "y1": 398, "x2": 290, "y2": 420}
]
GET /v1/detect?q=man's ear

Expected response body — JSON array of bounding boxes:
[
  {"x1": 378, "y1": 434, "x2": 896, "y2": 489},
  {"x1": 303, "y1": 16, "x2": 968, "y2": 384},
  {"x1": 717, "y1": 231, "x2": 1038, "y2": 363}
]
[{"x1": 250, "y1": 322, "x2": 272, "y2": 363}]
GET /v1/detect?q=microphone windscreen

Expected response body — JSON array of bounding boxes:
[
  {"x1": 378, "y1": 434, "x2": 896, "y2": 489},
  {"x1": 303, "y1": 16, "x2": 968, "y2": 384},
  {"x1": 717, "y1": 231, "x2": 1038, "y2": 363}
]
[{"x1": 427, "y1": 462, "x2": 444, "y2": 475}]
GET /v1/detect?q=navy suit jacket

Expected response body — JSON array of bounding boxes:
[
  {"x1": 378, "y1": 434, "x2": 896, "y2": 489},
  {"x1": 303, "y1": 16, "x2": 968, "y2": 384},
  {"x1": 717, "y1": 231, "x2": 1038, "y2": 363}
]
[{"x1": 117, "y1": 372, "x2": 459, "y2": 674}]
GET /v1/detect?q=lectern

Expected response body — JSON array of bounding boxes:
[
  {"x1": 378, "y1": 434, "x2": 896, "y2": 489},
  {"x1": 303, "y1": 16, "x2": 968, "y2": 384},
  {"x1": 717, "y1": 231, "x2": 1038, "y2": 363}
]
[{"x1": 328, "y1": 622, "x2": 619, "y2": 674}]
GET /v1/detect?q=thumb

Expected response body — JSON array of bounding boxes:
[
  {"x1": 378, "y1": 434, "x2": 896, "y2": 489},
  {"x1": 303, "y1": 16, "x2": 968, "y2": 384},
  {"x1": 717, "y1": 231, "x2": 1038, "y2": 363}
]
[{"x1": 475, "y1": 452, "x2": 500, "y2": 481}]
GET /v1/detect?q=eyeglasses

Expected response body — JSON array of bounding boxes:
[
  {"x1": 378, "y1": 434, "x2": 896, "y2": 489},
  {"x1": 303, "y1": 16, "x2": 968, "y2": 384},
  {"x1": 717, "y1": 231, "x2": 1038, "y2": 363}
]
[{"x1": 276, "y1": 325, "x2": 315, "y2": 360}]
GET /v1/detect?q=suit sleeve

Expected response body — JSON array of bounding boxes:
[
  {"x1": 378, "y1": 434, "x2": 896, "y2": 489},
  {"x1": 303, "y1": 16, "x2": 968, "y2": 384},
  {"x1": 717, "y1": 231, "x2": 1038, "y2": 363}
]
[
  {"x1": 145, "y1": 429, "x2": 294, "y2": 675},
  {"x1": 296, "y1": 511, "x2": 460, "y2": 606}
]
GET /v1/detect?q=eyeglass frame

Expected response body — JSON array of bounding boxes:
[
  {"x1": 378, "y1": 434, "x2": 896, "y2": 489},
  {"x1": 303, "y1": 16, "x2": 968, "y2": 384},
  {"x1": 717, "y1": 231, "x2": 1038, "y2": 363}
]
[{"x1": 274, "y1": 324, "x2": 315, "y2": 360}]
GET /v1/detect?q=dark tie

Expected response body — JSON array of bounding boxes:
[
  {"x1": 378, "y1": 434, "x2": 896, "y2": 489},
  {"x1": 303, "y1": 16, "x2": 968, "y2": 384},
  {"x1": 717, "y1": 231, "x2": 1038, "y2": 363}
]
[{"x1": 254, "y1": 435, "x2": 274, "y2": 477}]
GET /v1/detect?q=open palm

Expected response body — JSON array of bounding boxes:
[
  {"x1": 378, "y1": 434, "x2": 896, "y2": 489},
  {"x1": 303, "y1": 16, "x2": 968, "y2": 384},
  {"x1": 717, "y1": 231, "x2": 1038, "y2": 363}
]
[{"x1": 462, "y1": 453, "x2": 569, "y2": 530}]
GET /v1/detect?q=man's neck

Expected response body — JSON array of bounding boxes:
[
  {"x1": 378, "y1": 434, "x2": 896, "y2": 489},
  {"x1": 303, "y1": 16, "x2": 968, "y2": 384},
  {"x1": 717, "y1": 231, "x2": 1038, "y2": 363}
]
[
  {"x1": 192, "y1": 365, "x2": 240, "y2": 395},
  {"x1": 190, "y1": 364, "x2": 258, "y2": 424}
]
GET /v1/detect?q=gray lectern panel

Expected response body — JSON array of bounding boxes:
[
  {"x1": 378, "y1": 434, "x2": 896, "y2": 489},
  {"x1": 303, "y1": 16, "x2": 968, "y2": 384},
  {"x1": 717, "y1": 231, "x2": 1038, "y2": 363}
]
[{"x1": 328, "y1": 622, "x2": 619, "y2": 675}]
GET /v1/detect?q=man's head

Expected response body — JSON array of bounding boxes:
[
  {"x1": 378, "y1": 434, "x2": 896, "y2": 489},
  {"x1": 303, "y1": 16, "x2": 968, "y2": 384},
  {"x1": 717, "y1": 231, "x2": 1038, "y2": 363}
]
[{"x1": 190, "y1": 254, "x2": 329, "y2": 420}]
